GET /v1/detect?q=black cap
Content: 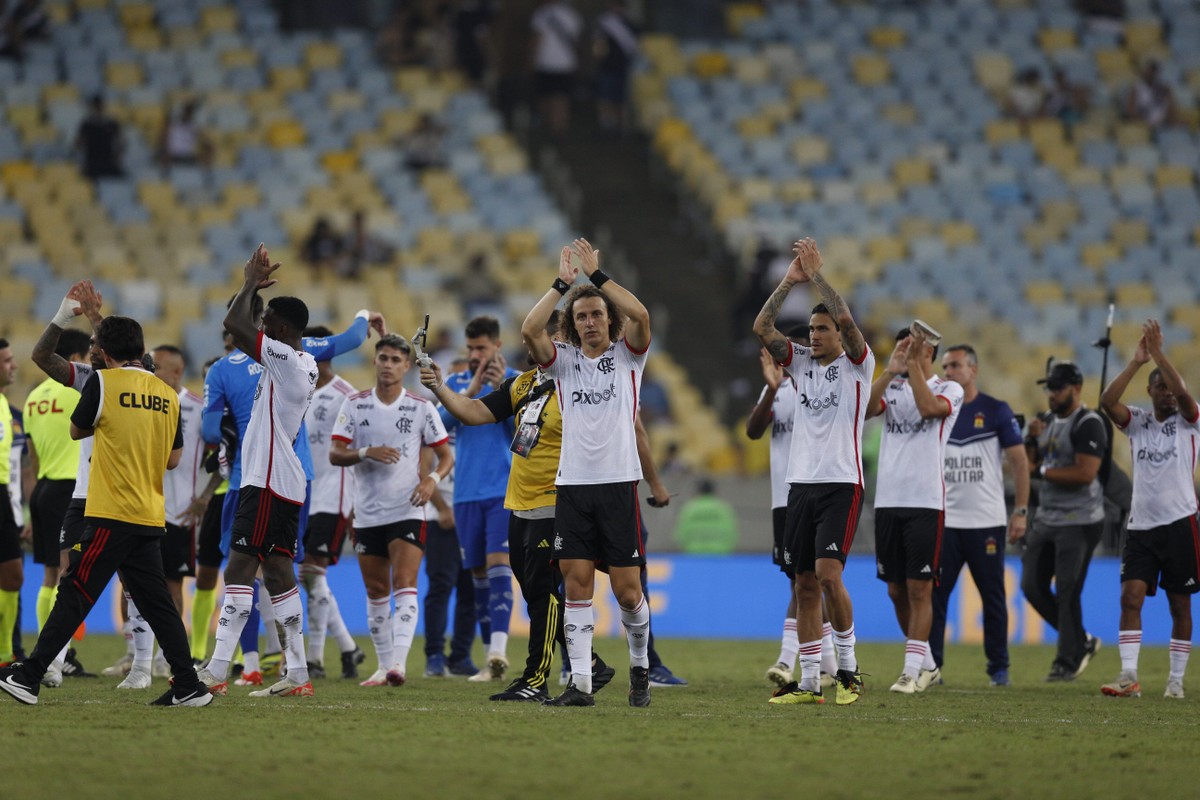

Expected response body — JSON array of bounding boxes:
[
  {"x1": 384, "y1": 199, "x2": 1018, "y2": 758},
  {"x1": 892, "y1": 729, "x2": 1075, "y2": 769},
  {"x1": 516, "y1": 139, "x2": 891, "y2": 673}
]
[{"x1": 1037, "y1": 362, "x2": 1083, "y2": 390}]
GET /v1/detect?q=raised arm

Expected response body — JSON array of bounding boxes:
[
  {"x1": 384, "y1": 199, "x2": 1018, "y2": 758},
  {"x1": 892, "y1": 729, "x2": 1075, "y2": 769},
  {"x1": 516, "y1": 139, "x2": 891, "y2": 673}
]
[
  {"x1": 1144, "y1": 318, "x2": 1198, "y2": 422},
  {"x1": 1099, "y1": 332, "x2": 1147, "y2": 429},
  {"x1": 572, "y1": 238, "x2": 650, "y2": 353},
  {"x1": 32, "y1": 280, "x2": 103, "y2": 386},
  {"x1": 419, "y1": 361, "x2": 501, "y2": 426},
  {"x1": 224, "y1": 244, "x2": 279, "y2": 358},
  {"x1": 867, "y1": 337, "x2": 909, "y2": 419},
  {"x1": 801, "y1": 240, "x2": 866, "y2": 363},
  {"x1": 745, "y1": 349, "x2": 783, "y2": 439},
  {"x1": 522, "y1": 245, "x2": 577, "y2": 366},
  {"x1": 905, "y1": 336, "x2": 953, "y2": 420},
  {"x1": 304, "y1": 310, "x2": 387, "y2": 362}
]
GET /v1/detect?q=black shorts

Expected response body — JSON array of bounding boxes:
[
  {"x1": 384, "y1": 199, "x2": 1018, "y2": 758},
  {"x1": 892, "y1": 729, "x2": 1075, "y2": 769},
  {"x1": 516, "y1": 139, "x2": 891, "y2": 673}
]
[
  {"x1": 0, "y1": 486, "x2": 20, "y2": 563},
  {"x1": 772, "y1": 506, "x2": 787, "y2": 572},
  {"x1": 31, "y1": 479, "x2": 74, "y2": 565},
  {"x1": 60, "y1": 498, "x2": 87, "y2": 551},
  {"x1": 781, "y1": 483, "x2": 863, "y2": 577},
  {"x1": 230, "y1": 486, "x2": 301, "y2": 561},
  {"x1": 196, "y1": 493, "x2": 225, "y2": 569},
  {"x1": 305, "y1": 512, "x2": 351, "y2": 566},
  {"x1": 353, "y1": 520, "x2": 426, "y2": 559},
  {"x1": 161, "y1": 522, "x2": 196, "y2": 579},
  {"x1": 875, "y1": 507, "x2": 944, "y2": 583},
  {"x1": 535, "y1": 70, "x2": 574, "y2": 97},
  {"x1": 553, "y1": 482, "x2": 645, "y2": 568},
  {"x1": 1122, "y1": 517, "x2": 1200, "y2": 596}
]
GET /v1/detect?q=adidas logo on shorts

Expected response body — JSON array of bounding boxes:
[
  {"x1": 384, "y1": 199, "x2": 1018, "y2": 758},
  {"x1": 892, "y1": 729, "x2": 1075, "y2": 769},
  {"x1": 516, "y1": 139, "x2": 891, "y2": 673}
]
[
  {"x1": 826, "y1": 543, "x2": 839, "y2": 551},
  {"x1": 920, "y1": 564, "x2": 932, "y2": 574}
]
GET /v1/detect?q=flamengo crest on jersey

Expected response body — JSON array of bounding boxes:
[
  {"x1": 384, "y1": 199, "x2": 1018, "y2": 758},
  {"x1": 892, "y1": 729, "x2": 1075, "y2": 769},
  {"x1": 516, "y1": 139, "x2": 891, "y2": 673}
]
[
  {"x1": 761, "y1": 378, "x2": 797, "y2": 509},
  {"x1": 541, "y1": 338, "x2": 646, "y2": 485},
  {"x1": 239, "y1": 333, "x2": 317, "y2": 504},
  {"x1": 944, "y1": 393, "x2": 1024, "y2": 529},
  {"x1": 876, "y1": 375, "x2": 964, "y2": 510},
  {"x1": 67, "y1": 361, "x2": 97, "y2": 500},
  {"x1": 306, "y1": 375, "x2": 356, "y2": 516},
  {"x1": 332, "y1": 388, "x2": 449, "y2": 527},
  {"x1": 1120, "y1": 405, "x2": 1200, "y2": 530},
  {"x1": 163, "y1": 387, "x2": 204, "y2": 526},
  {"x1": 779, "y1": 341, "x2": 875, "y2": 486}
]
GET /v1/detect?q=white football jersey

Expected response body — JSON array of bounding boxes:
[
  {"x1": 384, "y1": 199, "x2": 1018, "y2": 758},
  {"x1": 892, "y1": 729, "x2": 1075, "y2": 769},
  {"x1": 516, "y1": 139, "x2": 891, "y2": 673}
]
[
  {"x1": 542, "y1": 338, "x2": 646, "y2": 485},
  {"x1": 67, "y1": 362, "x2": 96, "y2": 501},
  {"x1": 333, "y1": 388, "x2": 449, "y2": 527},
  {"x1": 779, "y1": 342, "x2": 875, "y2": 486},
  {"x1": 1120, "y1": 406, "x2": 1200, "y2": 530},
  {"x1": 760, "y1": 378, "x2": 797, "y2": 509},
  {"x1": 876, "y1": 375, "x2": 964, "y2": 510},
  {"x1": 163, "y1": 387, "x2": 205, "y2": 526},
  {"x1": 306, "y1": 375, "x2": 357, "y2": 516},
  {"x1": 239, "y1": 333, "x2": 317, "y2": 504}
]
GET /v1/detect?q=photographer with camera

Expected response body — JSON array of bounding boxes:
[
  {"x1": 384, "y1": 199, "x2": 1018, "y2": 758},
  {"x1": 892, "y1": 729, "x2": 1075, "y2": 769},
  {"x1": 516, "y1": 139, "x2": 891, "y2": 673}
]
[{"x1": 1021, "y1": 362, "x2": 1106, "y2": 682}]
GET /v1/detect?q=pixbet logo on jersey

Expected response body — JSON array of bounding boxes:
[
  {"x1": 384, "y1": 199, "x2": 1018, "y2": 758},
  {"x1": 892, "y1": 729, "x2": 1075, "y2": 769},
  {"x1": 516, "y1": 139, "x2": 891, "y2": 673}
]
[
  {"x1": 572, "y1": 383, "x2": 618, "y2": 406},
  {"x1": 798, "y1": 391, "x2": 839, "y2": 414}
]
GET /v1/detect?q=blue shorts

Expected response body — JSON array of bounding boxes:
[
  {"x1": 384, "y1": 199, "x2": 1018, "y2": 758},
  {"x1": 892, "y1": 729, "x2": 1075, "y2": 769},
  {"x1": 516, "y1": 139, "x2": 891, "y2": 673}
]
[
  {"x1": 455, "y1": 497, "x2": 510, "y2": 569},
  {"x1": 221, "y1": 483, "x2": 310, "y2": 563}
]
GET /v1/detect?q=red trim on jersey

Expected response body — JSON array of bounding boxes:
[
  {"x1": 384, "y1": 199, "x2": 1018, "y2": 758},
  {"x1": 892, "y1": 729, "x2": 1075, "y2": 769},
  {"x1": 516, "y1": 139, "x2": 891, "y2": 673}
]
[
  {"x1": 331, "y1": 435, "x2": 353, "y2": 444},
  {"x1": 932, "y1": 510, "x2": 945, "y2": 586},
  {"x1": 418, "y1": 521, "x2": 427, "y2": 547},
  {"x1": 66, "y1": 362, "x2": 76, "y2": 386},
  {"x1": 848, "y1": 346, "x2": 870, "y2": 366},
  {"x1": 630, "y1": 370, "x2": 638, "y2": 421},
  {"x1": 854, "y1": 382, "x2": 863, "y2": 487},
  {"x1": 936, "y1": 395, "x2": 953, "y2": 416},
  {"x1": 778, "y1": 344, "x2": 794, "y2": 368},
  {"x1": 555, "y1": 379, "x2": 564, "y2": 411},
  {"x1": 624, "y1": 335, "x2": 650, "y2": 356},
  {"x1": 1189, "y1": 515, "x2": 1200, "y2": 592},
  {"x1": 426, "y1": 436, "x2": 450, "y2": 448},
  {"x1": 634, "y1": 483, "x2": 645, "y2": 555},
  {"x1": 842, "y1": 484, "x2": 863, "y2": 553},
  {"x1": 254, "y1": 331, "x2": 264, "y2": 362},
  {"x1": 349, "y1": 389, "x2": 371, "y2": 400},
  {"x1": 265, "y1": 384, "x2": 276, "y2": 494},
  {"x1": 408, "y1": 394, "x2": 431, "y2": 405},
  {"x1": 536, "y1": 346, "x2": 557, "y2": 370},
  {"x1": 1184, "y1": 407, "x2": 1200, "y2": 425},
  {"x1": 1115, "y1": 407, "x2": 1133, "y2": 430}
]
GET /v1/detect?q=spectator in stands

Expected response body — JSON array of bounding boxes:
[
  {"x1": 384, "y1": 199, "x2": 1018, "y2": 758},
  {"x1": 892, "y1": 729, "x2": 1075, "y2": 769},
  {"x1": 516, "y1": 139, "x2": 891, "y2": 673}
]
[
  {"x1": 401, "y1": 113, "x2": 448, "y2": 172},
  {"x1": 156, "y1": 99, "x2": 212, "y2": 171},
  {"x1": 453, "y1": 0, "x2": 493, "y2": 84},
  {"x1": 340, "y1": 210, "x2": 394, "y2": 278},
  {"x1": 74, "y1": 94, "x2": 125, "y2": 181},
  {"x1": 1125, "y1": 60, "x2": 1177, "y2": 129},
  {"x1": 638, "y1": 373, "x2": 671, "y2": 424},
  {"x1": 301, "y1": 217, "x2": 344, "y2": 272},
  {"x1": 449, "y1": 254, "x2": 504, "y2": 317},
  {"x1": 531, "y1": 0, "x2": 583, "y2": 136},
  {"x1": 1043, "y1": 66, "x2": 1090, "y2": 128},
  {"x1": 0, "y1": 0, "x2": 49, "y2": 61},
  {"x1": 422, "y1": 3, "x2": 457, "y2": 73},
  {"x1": 674, "y1": 479, "x2": 738, "y2": 554},
  {"x1": 376, "y1": 6, "x2": 429, "y2": 68},
  {"x1": 1005, "y1": 67, "x2": 1046, "y2": 123},
  {"x1": 594, "y1": 1, "x2": 640, "y2": 133}
]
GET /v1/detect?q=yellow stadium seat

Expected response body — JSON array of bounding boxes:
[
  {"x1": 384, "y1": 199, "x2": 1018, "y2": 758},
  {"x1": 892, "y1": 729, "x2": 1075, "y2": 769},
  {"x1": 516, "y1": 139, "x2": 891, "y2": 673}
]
[
  {"x1": 869, "y1": 26, "x2": 905, "y2": 49},
  {"x1": 270, "y1": 65, "x2": 309, "y2": 93},
  {"x1": 898, "y1": 217, "x2": 934, "y2": 240},
  {"x1": 220, "y1": 49, "x2": 258, "y2": 70},
  {"x1": 414, "y1": 228, "x2": 455, "y2": 264},
  {"x1": 1065, "y1": 165, "x2": 1103, "y2": 186},
  {"x1": 860, "y1": 181, "x2": 898, "y2": 207},
  {"x1": 1070, "y1": 119, "x2": 1110, "y2": 145},
  {"x1": 777, "y1": 179, "x2": 815, "y2": 203},
  {"x1": 939, "y1": 221, "x2": 978, "y2": 250},
  {"x1": 200, "y1": 6, "x2": 238, "y2": 34},
  {"x1": 732, "y1": 55, "x2": 770, "y2": 84},
  {"x1": 893, "y1": 158, "x2": 932, "y2": 187},
  {"x1": 105, "y1": 62, "x2": 144, "y2": 90},
  {"x1": 306, "y1": 42, "x2": 343, "y2": 71},
  {"x1": 974, "y1": 52, "x2": 1014, "y2": 94},
  {"x1": 118, "y1": 3, "x2": 155, "y2": 29},
  {"x1": 882, "y1": 103, "x2": 917, "y2": 125},
  {"x1": 1124, "y1": 20, "x2": 1163, "y2": 55},
  {"x1": 193, "y1": 205, "x2": 234, "y2": 227},
  {"x1": 1116, "y1": 122, "x2": 1150, "y2": 147},
  {"x1": 1115, "y1": 284, "x2": 1155, "y2": 307},
  {"x1": 691, "y1": 51, "x2": 730, "y2": 79},
  {"x1": 126, "y1": 28, "x2": 163, "y2": 50},
  {"x1": 504, "y1": 230, "x2": 541, "y2": 262},
  {"x1": 1070, "y1": 284, "x2": 1109, "y2": 306},
  {"x1": 1081, "y1": 241, "x2": 1121, "y2": 270},
  {"x1": 0, "y1": 160, "x2": 37, "y2": 189},
  {"x1": 43, "y1": 83, "x2": 80, "y2": 105},
  {"x1": 725, "y1": 2, "x2": 763, "y2": 35},
  {"x1": 1037, "y1": 28, "x2": 1076, "y2": 53},
  {"x1": 985, "y1": 120, "x2": 1022, "y2": 146},
  {"x1": 321, "y1": 151, "x2": 359, "y2": 175},
  {"x1": 1156, "y1": 165, "x2": 1195, "y2": 189},
  {"x1": 713, "y1": 195, "x2": 748, "y2": 227},
  {"x1": 1095, "y1": 48, "x2": 1135, "y2": 85},
  {"x1": 1108, "y1": 164, "x2": 1146, "y2": 188},
  {"x1": 867, "y1": 235, "x2": 906, "y2": 265},
  {"x1": 1039, "y1": 144, "x2": 1079, "y2": 171},
  {"x1": 1022, "y1": 221, "x2": 1061, "y2": 253},
  {"x1": 735, "y1": 116, "x2": 773, "y2": 139},
  {"x1": 1042, "y1": 199, "x2": 1080, "y2": 228},
  {"x1": 166, "y1": 26, "x2": 202, "y2": 49},
  {"x1": 266, "y1": 120, "x2": 306, "y2": 148},
  {"x1": 790, "y1": 136, "x2": 829, "y2": 166},
  {"x1": 852, "y1": 53, "x2": 890, "y2": 86},
  {"x1": 1028, "y1": 118, "x2": 1065, "y2": 150},
  {"x1": 1110, "y1": 219, "x2": 1149, "y2": 250},
  {"x1": 0, "y1": 278, "x2": 35, "y2": 319},
  {"x1": 739, "y1": 178, "x2": 775, "y2": 205},
  {"x1": 788, "y1": 77, "x2": 827, "y2": 104}
]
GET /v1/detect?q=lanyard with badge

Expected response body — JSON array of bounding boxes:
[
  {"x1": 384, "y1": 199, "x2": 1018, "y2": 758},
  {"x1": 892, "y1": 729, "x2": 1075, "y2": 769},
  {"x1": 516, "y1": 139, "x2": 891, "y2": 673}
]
[{"x1": 511, "y1": 372, "x2": 555, "y2": 458}]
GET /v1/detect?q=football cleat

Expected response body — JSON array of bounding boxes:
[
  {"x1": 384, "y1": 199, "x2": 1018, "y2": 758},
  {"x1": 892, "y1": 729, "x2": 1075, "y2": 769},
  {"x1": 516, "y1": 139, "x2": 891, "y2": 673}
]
[
  {"x1": 447, "y1": 657, "x2": 479, "y2": 677},
  {"x1": 486, "y1": 653, "x2": 509, "y2": 680},
  {"x1": 385, "y1": 669, "x2": 406, "y2": 687},
  {"x1": 490, "y1": 679, "x2": 549, "y2": 702},
  {"x1": 543, "y1": 682, "x2": 595, "y2": 707},
  {"x1": 151, "y1": 657, "x2": 171, "y2": 679},
  {"x1": 1164, "y1": 680, "x2": 1185, "y2": 699},
  {"x1": 990, "y1": 670, "x2": 1011, "y2": 687},
  {"x1": 765, "y1": 662, "x2": 794, "y2": 688},
  {"x1": 836, "y1": 669, "x2": 864, "y2": 705},
  {"x1": 62, "y1": 648, "x2": 96, "y2": 678},
  {"x1": 592, "y1": 656, "x2": 616, "y2": 692},
  {"x1": 0, "y1": 665, "x2": 40, "y2": 705},
  {"x1": 820, "y1": 671, "x2": 837, "y2": 690},
  {"x1": 359, "y1": 669, "x2": 390, "y2": 687},
  {"x1": 768, "y1": 681, "x2": 824, "y2": 705},
  {"x1": 195, "y1": 667, "x2": 229, "y2": 696},
  {"x1": 40, "y1": 664, "x2": 63, "y2": 689},
  {"x1": 890, "y1": 673, "x2": 917, "y2": 694},
  {"x1": 915, "y1": 667, "x2": 941, "y2": 692},
  {"x1": 117, "y1": 666, "x2": 152, "y2": 690},
  {"x1": 1100, "y1": 674, "x2": 1142, "y2": 698},
  {"x1": 341, "y1": 646, "x2": 366, "y2": 679},
  {"x1": 425, "y1": 653, "x2": 449, "y2": 678},
  {"x1": 648, "y1": 666, "x2": 688, "y2": 687},
  {"x1": 101, "y1": 654, "x2": 133, "y2": 677},
  {"x1": 629, "y1": 666, "x2": 651, "y2": 707},
  {"x1": 307, "y1": 661, "x2": 327, "y2": 680},
  {"x1": 249, "y1": 676, "x2": 314, "y2": 698},
  {"x1": 1074, "y1": 635, "x2": 1101, "y2": 678},
  {"x1": 149, "y1": 684, "x2": 213, "y2": 707},
  {"x1": 234, "y1": 670, "x2": 263, "y2": 687}
]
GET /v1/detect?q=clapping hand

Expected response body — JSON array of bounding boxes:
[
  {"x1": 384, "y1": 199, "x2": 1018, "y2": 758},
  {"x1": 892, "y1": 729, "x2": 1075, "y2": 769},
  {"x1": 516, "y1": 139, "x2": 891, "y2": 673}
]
[
  {"x1": 244, "y1": 243, "x2": 280, "y2": 290},
  {"x1": 760, "y1": 348, "x2": 783, "y2": 390},
  {"x1": 570, "y1": 238, "x2": 600, "y2": 278},
  {"x1": 559, "y1": 245, "x2": 579, "y2": 285},
  {"x1": 785, "y1": 238, "x2": 824, "y2": 285}
]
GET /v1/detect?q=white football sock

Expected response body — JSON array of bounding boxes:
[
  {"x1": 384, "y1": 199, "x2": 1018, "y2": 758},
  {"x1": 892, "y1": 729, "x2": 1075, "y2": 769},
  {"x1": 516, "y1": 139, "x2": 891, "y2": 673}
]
[
  {"x1": 391, "y1": 588, "x2": 419, "y2": 675},
  {"x1": 834, "y1": 625, "x2": 857, "y2": 672},
  {"x1": 271, "y1": 587, "x2": 308, "y2": 684},
  {"x1": 1169, "y1": 639, "x2": 1191, "y2": 682},
  {"x1": 798, "y1": 640, "x2": 822, "y2": 692},
  {"x1": 921, "y1": 644, "x2": 937, "y2": 671},
  {"x1": 777, "y1": 617, "x2": 799, "y2": 668},
  {"x1": 327, "y1": 592, "x2": 357, "y2": 653},
  {"x1": 367, "y1": 596, "x2": 394, "y2": 671},
  {"x1": 620, "y1": 595, "x2": 650, "y2": 669},
  {"x1": 122, "y1": 618, "x2": 135, "y2": 658},
  {"x1": 904, "y1": 640, "x2": 927, "y2": 679},
  {"x1": 820, "y1": 621, "x2": 837, "y2": 675},
  {"x1": 243, "y1": 650, "x2": 260, "y2": 675},
  {"x1": 52, "y1": 643, "x2": 68, "y2": 671},
  {"x1": 208, "y1": 584, "x2": 255, "y2": 680},
  {"x1": 564, "y1": 600, "x2": 594, "y2": 693},
  {"x1": 301, "y1": 566, "x2": 331, "y2": 664},
  {"x1": 125, "y1": 593, "x2": 153, "y2": 671},
  {"x1": 258, "y1": 583, "x2": 282, "y2": 654},
  {"x1": 1118, "y1": 629, "x2": 1141, "y2": 677}
]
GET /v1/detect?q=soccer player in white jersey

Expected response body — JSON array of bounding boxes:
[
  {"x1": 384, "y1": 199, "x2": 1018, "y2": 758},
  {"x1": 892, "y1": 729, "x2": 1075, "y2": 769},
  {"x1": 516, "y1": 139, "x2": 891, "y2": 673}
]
[
  {"x1": 299, "y1": 325, "x2": 361, "y2": 678},
  {"x1": 198, "y1": 245, "x2": 318, "y2": 698},
  {"x1": 753, "y1": 238, "x2": 874, "y2": 706},
  {"x1": 330, "y1": 334, "x2": 453, "y2": 686},
  {"x1": 1099, "y1": 319, "x2": 1198, "y2": 699},
  {"x1": 522, "y1": 239, "x2": 654, "y2": 707},
  {"x1": 747, "y1": 330, "x2": 840, "y2": 689},
  {"x1": 867, "y1": 328, "x2": 963, "y2": 694}
]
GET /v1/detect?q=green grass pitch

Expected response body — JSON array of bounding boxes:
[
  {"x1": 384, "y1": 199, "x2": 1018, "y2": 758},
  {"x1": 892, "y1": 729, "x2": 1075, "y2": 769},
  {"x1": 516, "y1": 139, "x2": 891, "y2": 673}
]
[{"x1": 6, "y1": 636, "x2": 1197, "y2": 800}]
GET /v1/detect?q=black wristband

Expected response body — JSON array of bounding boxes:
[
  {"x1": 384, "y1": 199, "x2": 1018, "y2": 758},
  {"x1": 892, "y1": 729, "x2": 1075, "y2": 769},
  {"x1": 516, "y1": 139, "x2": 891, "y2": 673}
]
[
  {"x1": 552, "y1": 278, "x2": 571, "y2": 295},
  {"x1": 590, "y1": 269, "x2": 611, "y2": 288}
]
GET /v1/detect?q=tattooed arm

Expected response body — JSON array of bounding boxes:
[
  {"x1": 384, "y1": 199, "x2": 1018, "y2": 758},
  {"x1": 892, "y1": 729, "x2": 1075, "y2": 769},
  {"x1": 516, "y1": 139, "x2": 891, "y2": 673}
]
[
  {"x1": 799, "y1": 239, "x2": 866, "y2": 363},
  {"x1": 752, "y1": 278, "x2": 796, "y2": 364},
  {"x1": 32, "y1": 280, "x2": 103, "y2": 386}
]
